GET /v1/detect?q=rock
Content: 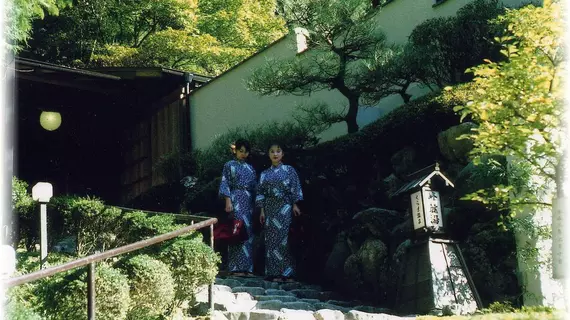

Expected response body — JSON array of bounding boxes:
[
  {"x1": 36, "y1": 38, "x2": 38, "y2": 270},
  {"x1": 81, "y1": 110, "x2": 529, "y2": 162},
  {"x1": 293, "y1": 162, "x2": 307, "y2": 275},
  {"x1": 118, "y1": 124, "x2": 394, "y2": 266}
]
[
  {"x1": 313, "y1": 303, "x2": 350, "y2": 313},
  {"x1": 217, "y1": 278, "x2": 243, "y2": 288},
  {"x1": 391, "y1": 147, "x2": 417, "y2": 177},
  {"x1": 211, "y1": 310, "x2": 230, "y2": 320},
  {"x1": 195, "y1": 285, "x2": 236, "y2": 305},
  {"x1": 282, "y1": 301, "x2": 316, "y2": 311},
  {"x1": 235, "y1": 292, "x2": 254, "y2": 301},
  {"x1": 279, "y1": 282, "x2": 306, "y2": 291},
  {"x1": 265, "y1": 289, "x2": 295, "y2": 296},
  {"x1": 437, "y1": 122, "x2": 477, "y2": 163},
  {"x1": 343, "y1": 254, "x2": 363, "y2": 289},
  {"x1": 290, "y1": 289, "x2": 322, "y2": 299},
  {"x1": 233, "y1": 287, "x2": 266, "y2": 296},
  {"x1": 325, "y1": 300, "x2": 359, "y2": 307},
  {"x1": 314, "y1": 309, "x2": 345, "y2": 320},
  {"x1": 352, "y1": 208, "x2": 402, "y2": 239},
  {"x1": 242, "y1": 279, "x2": 266, "y2": 288},
  {"x1": 255, "y1": 295, "x2": 298, "y2": 303},
  {"x1": 324, "y1": 233, "x2": 351, "y2": 286},
  {"x1": 357, "y1": 239, "x2": 388, "y2": 287},
  {"x1": 382, "y1": 174, "x2": 404, "y2": 198},
  {"x1": 345, "y1": 310, "x2": 401, "y2": 320},
  {"x1": 280, "y1": 308, "x2": 316, "y2": 320},
  {"x1": 255, "y1": 300, "x2": 285, "y2": 311},
  {"x1": 249, "y1": 310, "x2": 282, "y2": 320}
]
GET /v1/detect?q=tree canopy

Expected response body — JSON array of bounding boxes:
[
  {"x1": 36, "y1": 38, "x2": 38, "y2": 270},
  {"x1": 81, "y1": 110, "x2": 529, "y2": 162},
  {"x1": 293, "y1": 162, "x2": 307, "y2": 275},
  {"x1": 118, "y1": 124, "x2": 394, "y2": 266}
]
[
  {"x1": 452, "y1": 1, "x2": 563, "y2": 214},
  {"x1": 247, "y1": 0, "x2": 393, "y2": 133},
  {"x1": 19, "y1": 0, "x2": 287, "y2": 76}
]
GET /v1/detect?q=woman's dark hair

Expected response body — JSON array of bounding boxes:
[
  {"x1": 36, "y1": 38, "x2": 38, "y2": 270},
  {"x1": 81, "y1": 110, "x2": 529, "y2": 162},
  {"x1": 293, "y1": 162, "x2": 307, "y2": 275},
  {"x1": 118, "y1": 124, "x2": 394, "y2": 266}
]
[
  {"x1": 234, "y1": 138, "x2": 251, "y2": 152},
  {"x1": 267, "y1": 142, "x2": 284, "y2": 152}
]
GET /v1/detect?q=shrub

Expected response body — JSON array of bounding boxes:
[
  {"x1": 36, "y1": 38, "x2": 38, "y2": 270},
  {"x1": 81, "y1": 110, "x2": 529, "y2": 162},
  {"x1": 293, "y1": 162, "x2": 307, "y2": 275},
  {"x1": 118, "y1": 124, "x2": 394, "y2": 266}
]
[
  {"x1": 11, "y1": 177, "x2": 35, "y2": 249},
  {"x1": 37, "y1": 263, "x2": 130, "y2": 320},
  {"x1": 118, "y1": 254, "x2": 175, "y2": 319},
  {"x1": 68, "y1": 197, "x2": 124, "y2": 255},
  {"x1": 4, "y1": 299, "x2": 43, "y2": 320},
  {"x1": 120, "y1": 211, "x2": 186, "y2": 244},
  {"x1": 159, "y1": 235, "x2": 220, "y2": 306},
  {"x1": 46, "y1": 195, "x2": 76, "y2": 247}
]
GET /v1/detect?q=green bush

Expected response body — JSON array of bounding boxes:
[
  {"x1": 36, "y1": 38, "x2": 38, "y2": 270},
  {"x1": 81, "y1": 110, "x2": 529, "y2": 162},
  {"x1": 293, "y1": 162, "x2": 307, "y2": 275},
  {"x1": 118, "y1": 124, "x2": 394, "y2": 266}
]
[
  {"x1": 11, "y1": 177, "x2": 36, "y2": 249},
  {"x1": 68, "y1": 197, "x2": 124, "y2": 256},
  {"x1": 4, "y1": 299, "x2": 44, "y2": 320},
  {"x1": 46, "y1": 195, "x2": 76, "y2": 247},
  {"x1": 37, "y1": 263, "x2": 130, "y2": 320},
  {"x1": 159, "y1": 235, "x2": 220, "y2": 306},
  {"x1": 119, "y1": 254, "x2": 175, "y2": 319},
  {"x1": 121, "y1": 211, "x2": 185, "y2": 244}
]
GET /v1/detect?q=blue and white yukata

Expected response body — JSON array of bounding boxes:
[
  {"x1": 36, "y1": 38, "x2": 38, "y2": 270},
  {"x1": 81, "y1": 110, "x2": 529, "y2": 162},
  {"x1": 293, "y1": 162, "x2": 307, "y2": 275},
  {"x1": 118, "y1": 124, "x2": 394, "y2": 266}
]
[
  {"x1": 219, "y1": 160, "x2": 257, "y2": 273},
  {"x1": 256, "y1": 163, "x2": 303, "y2": 278}
]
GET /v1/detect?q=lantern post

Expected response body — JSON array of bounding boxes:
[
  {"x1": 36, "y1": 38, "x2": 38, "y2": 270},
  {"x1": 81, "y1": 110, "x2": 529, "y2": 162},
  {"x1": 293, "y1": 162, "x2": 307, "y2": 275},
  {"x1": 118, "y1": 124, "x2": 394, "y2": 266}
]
[
  {"x1": 32, "y1": 182, "x2": 53, "y2": 270},
  {"x1": 394, "y1": 163, "x2": 482, "y2": 315}
]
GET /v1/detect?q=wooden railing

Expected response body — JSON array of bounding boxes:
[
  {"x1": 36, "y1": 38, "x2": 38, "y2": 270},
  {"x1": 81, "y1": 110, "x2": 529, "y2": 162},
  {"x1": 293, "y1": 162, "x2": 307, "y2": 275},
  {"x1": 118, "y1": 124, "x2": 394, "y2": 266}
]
[{"x1": 3, "y1": 216, "x2": 218, "y2": 320}]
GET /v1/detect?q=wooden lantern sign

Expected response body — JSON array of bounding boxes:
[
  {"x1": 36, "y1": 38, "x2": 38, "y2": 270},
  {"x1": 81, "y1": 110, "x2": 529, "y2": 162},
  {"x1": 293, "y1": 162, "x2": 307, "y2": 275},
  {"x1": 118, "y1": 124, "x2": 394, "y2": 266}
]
[{"x1": 392, "y1": 163, "x2": 454, "y2": 235}]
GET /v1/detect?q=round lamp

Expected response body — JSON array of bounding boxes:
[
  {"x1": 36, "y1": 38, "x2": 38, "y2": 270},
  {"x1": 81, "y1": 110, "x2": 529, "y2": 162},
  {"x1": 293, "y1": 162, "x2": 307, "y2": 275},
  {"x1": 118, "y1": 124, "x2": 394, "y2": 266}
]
[{"x1": 39, "y1": 111, "x2": 62, "y2": 131}]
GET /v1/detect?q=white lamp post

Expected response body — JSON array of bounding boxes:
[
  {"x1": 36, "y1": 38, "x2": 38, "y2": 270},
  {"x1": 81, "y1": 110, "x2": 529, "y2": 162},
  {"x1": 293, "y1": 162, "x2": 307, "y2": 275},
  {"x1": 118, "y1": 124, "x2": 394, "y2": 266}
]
[
  {"x1": 39, "y1": 111, "x2": 62, "y2": 131},
  {"x1": 32, "y1": 182, "x2": 53, "y2": 269}
]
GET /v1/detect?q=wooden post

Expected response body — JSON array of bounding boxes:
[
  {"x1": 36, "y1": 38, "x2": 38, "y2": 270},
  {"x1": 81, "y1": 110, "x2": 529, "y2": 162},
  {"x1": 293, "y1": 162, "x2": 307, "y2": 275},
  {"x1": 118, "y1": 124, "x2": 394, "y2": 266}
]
[
  {"x1": 209, "y1": 223, "x2": 215, "y2": 313},
  {"x1": 87, "y1": 263, "x2": 96, "y2": 320}
]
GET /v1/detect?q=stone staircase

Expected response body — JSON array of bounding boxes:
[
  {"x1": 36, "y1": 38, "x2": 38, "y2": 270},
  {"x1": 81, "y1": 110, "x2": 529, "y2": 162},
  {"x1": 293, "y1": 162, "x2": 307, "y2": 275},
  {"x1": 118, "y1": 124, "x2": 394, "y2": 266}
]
[{"x1": 196, "y1": 274, "x2": 416, "y2": 320}]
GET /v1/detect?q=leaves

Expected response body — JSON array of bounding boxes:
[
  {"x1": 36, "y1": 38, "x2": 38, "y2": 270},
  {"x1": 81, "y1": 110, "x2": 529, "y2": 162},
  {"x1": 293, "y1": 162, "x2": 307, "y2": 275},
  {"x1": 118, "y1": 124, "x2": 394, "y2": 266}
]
[
  {"x1": 20, "y1": 0, "x2": 286, "y2": 76},
  {"x1": 453, "y1": 2, "x2": 562, "y2": 216}
]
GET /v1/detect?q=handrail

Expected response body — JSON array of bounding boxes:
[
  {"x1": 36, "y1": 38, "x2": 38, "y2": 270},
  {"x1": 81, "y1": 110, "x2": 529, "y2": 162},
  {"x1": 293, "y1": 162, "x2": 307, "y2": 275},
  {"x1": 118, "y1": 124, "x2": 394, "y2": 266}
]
[
  {"x1": 3, "y1": 217, "x2": 218, "y2": 320},
  {"x1": 3, "y1": 218, "x2": 217, "y2": 287}
]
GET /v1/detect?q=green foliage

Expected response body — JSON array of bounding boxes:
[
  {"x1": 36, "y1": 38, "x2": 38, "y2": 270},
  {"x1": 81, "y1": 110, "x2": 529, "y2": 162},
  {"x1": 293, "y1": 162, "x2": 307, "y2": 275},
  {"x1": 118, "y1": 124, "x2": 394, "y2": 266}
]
[
  {"x1": 452, "y1": 2, "x2": 562, "y2": 216},
  {"x1": 11, "y1": 177, "x2": 35, "y2": 249},
  {"x1": 23, "y1": 0, "x2": 286, "y2": 76},
  {"x1": 476, "y1": 301, "x2": 556, "y2": 315},
  {"x1": 247, "y1": 0, "x2": 389, "y2": 133},
  {"x1": 408, "y1": 0, "x2": 505, "y2": 86},
  {"x1": 6, "y1": 0, "x2": 72, "y2": 53},
  {"x1": 159, "y1": 236, "x2": 220, "y2": 306},
  {"x1": 121, "y1": 210, "x2": 186, "y2": 244},
  {"x1": 4, "y1": 298, "x2": 44, "y2": 320},
  {"x1": 69, "y1": 197, "x2": 123, "y2": 255},
  {"x1": 37, "y1": 263, "x2": 130, "y2": 320},
  {"x1": 195, "y1": 120, "x2": 320, "y2": 182},
  {"x1": 119, "y1": 254, "x2": 175, "y2": 319}
]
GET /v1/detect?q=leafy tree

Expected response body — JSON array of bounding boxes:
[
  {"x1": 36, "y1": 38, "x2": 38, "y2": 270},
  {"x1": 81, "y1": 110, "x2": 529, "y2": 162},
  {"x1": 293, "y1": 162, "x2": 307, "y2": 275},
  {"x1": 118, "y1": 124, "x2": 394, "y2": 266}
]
[
  {"x1": 247, "y1": 0, "x2": 391, "y2": 133},
  {"x1": 452, "y1": 1, "x2": 562, "y2": 215},
  {"x1": 5, "y1": 0, "x2": 71, "y2": 54},
  {"x1": 21, "y1": 0, "x2": 286, "y2": 76},
  {"x1": 408, "y1": 0, "x2": 505, "y2": 87}
]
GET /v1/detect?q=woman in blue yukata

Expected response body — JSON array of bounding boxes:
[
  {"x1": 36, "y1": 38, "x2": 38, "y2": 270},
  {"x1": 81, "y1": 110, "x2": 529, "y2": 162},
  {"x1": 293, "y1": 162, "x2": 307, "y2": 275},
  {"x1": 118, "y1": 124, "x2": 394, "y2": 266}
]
[
  {"x1": 256, "y1": 143, "x2": 303, "y2": 282},
  {"x1": 219, "y1": 139, "x2": 257, "y2": 276}
]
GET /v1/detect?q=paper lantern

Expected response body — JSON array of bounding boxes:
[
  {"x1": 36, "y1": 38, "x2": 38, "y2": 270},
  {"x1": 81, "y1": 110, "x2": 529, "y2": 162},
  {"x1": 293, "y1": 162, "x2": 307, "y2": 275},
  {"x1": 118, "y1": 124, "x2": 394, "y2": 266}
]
[{"x1": 40, "y1": 111, "x2": 62, "y2": 131}]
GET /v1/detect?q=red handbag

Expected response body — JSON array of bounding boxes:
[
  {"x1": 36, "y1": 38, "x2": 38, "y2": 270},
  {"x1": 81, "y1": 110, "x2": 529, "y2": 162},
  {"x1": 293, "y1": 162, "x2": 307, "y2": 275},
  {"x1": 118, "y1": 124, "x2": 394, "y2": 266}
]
[{"x1": 214, "y1": 219, "x2": 248, "y2": 245}]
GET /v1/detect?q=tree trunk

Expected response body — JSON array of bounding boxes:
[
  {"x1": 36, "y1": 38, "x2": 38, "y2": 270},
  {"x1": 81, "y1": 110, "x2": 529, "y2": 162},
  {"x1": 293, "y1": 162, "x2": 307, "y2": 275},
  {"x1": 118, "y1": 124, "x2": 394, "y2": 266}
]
[{"x1": 345, "y1": 96, "x2": 359, "y2": 133}]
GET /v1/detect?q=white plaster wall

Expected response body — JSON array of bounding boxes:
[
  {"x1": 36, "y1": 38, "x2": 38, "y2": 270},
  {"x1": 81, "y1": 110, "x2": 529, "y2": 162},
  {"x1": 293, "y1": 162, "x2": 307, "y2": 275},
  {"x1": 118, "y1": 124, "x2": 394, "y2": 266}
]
[{"x1": 190, "y1": 0, "x2": 533, "y2": 150}]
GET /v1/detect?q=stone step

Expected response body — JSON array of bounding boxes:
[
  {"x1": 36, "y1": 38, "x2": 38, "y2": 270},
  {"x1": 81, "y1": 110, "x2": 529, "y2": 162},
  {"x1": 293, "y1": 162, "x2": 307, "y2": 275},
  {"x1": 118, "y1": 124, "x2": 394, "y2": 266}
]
[
  {"x1": 255, "y1": 295, "x2": 299, "y2": 303},
  {"x1": 265, "y1": 288, "x2": 295, "y2": 296},
  {"x1": 232, "y1": 286, "x2": 266, "y2": 296},
  {"x1": 212, "y1": 309, "x2": 416, "y2": 320}
]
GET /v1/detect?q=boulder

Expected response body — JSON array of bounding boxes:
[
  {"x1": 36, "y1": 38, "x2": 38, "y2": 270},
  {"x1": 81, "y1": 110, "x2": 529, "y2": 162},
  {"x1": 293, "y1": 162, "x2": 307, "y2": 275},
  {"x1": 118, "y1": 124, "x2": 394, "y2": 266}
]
[
  {"x1": 324, "y1": 233, "x2": 351, "y2": 286},
  {"x1": 390, "y1": 147, "x2": 418, "y2": 177},
  {"x1": 357, "y1": 239, "x2": 388, "y2": 286},
  {"x1": 353, "y1": 208, "x2": 402, "y2": 239},
  {"x1": 437, "y1": 122, "x2": 477, "y2": 163}
]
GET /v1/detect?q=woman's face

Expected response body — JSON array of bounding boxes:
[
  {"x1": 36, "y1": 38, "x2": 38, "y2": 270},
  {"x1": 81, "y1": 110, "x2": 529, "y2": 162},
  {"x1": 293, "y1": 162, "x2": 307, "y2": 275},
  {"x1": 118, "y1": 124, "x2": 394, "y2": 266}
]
[
  {"x1": 268, "y1": 145, "x2": 283, "y2": 165},
  {"x1": 235, "y1": 146, "x2": 249, "y2": 161}
]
